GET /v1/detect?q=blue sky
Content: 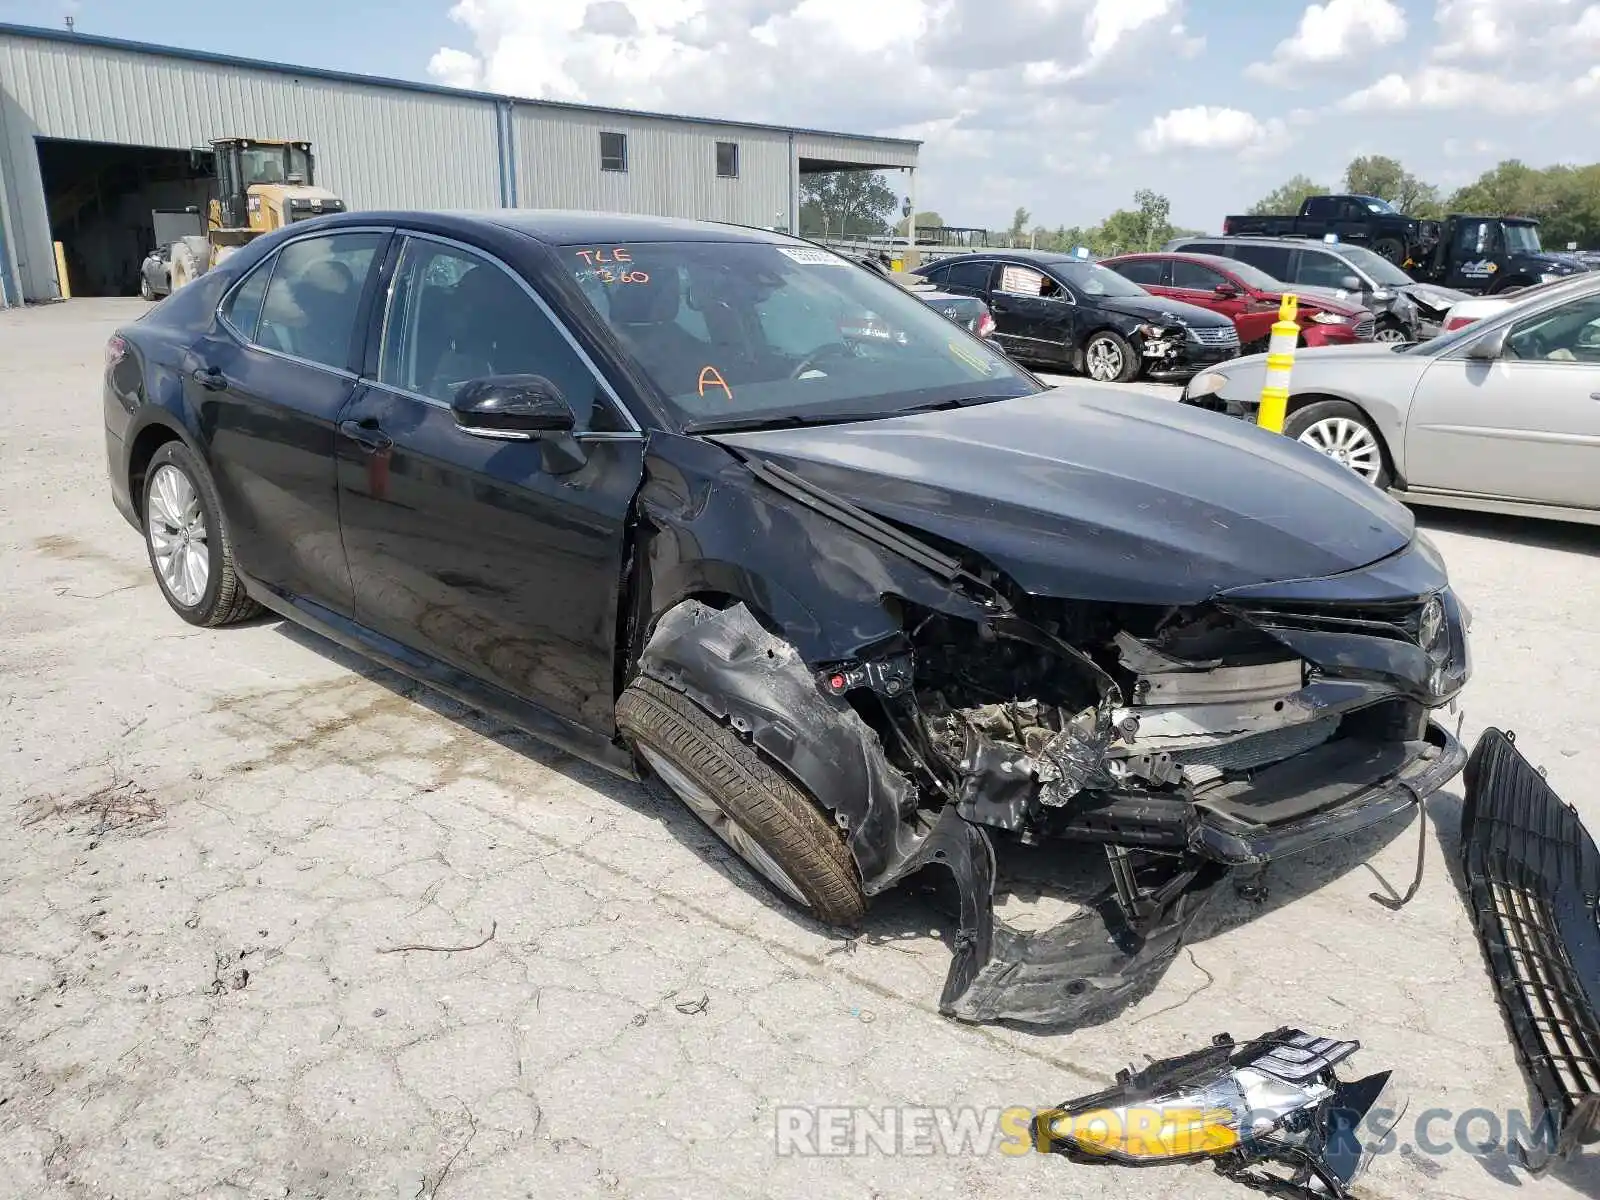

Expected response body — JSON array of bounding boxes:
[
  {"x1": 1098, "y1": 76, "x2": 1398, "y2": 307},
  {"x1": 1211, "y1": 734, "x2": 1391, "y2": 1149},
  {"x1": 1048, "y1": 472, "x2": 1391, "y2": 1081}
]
[{"x1": 3, "y1": 1, "x2": 1594, "y2": 232}]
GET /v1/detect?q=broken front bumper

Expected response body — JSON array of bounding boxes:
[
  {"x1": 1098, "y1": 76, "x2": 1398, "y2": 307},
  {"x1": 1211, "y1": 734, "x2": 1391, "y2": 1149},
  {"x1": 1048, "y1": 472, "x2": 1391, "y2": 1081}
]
[{"x1": 1462, "y1": 728, "x2": 1600, "y2": 1167}]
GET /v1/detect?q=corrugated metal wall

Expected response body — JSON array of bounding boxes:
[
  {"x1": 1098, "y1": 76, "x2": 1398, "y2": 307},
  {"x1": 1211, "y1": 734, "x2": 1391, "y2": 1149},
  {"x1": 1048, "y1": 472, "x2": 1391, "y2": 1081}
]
[
  {"x1": 513, "y1": 107, "x2": 794, "y2": 228},
  {"x1": 0, "y1": 33, "x2": 501, "y2": 299},
  {"x1": 0, "y1": 27, "x2": 920, "y2": 301}
]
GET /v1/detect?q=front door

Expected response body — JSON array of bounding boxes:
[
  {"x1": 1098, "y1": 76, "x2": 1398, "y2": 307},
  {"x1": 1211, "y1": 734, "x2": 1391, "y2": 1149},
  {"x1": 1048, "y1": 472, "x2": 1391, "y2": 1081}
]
[
  {"x1": 335, "y1": 233, "x2": 645, "y2": 736},
  {"x1": 1404, "y1": 292, "x2": 1600, "y2": 507},
  {"x1": 1442, "y1": 219, "x2": 1504, "y2": 292},
  {"x1": 192, "y1": 228, "x2": 389, "y2": 616},
  {"x1": 987, "y1": 263, "x2": 1076, "y2": 366},
  {"x1": 1167, "y1": 259, "x2": 1250, "y2": 340}
]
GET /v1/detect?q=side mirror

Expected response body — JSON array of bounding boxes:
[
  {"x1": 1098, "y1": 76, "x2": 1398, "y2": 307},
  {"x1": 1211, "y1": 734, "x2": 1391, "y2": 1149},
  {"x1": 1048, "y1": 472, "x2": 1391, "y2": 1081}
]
[
  {"x1": 451, "y1": 375, "x2": 587, "y2": 473},
  {"x1": 1340, "y1": 275, "x2": 1363, "y2": 291},
  {"x1": 1213, "y1": 283, "x2": 1240, "y2": 298},
  {"x1": 451, "y1": 374, "x2": 575, "y2": 436},
  {"x1": 1465, "y1": 327, "x2": 1508, "y2": 361}
]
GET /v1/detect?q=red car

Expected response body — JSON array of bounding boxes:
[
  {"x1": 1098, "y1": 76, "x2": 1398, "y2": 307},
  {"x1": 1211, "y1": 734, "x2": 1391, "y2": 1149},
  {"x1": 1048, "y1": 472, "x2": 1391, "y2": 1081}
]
[{"x1": 1102, "y1": 252, "x2": 1375, "y2": 352}]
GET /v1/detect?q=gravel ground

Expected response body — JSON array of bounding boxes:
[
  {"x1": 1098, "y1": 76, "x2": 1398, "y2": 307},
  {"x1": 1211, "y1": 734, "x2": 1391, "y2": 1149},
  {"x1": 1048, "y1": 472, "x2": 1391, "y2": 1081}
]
[{"x1": 2, "y1": 299, "x2": 1596, "y2": 1200}]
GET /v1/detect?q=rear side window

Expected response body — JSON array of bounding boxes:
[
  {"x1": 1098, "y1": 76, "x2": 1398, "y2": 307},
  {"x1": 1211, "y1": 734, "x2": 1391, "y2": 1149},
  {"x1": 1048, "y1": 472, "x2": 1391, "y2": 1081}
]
[
  {"x1": 1180, "y1": 241, "x2": 1228, "y2": 256},
  {"x1": 1112, "y1": 259, "x2": 1165, "y2": 286},
  {"x1": 1171, "y1": 260, "x2": 1226, "y2": 291},
  {"x1": 1229, "y1": 243, "x2": 1293, "y2": 282},
  {"x1": 945, "y1": 260, "x2": 994, "y2": 290},
  {"x1": 257, "y1": 232, "x2": 383, "y2": 371},
  {"x1": 222, "y1": 260, "x2": 272, "y2": 341}
]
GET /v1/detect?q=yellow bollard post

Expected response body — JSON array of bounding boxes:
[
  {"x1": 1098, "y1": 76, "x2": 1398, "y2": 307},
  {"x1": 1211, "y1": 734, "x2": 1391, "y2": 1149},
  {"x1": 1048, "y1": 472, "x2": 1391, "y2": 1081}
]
[
  {"x1": 53, "y1": 240, "x2": 72, "y2": 300},
  {"x1": 1257, "y1": 293, "x2": 1298, "y2": 433}
]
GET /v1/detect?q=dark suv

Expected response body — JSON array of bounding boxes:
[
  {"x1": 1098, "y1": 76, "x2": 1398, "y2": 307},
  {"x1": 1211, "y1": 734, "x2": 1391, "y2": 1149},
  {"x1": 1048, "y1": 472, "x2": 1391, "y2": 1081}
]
[
  {"x1": 1164, "y1": 236, "x2": 1456, "y2": 342},
  {"x1": 915, "y1": 250, "x2": 1239, "y2": 382}
]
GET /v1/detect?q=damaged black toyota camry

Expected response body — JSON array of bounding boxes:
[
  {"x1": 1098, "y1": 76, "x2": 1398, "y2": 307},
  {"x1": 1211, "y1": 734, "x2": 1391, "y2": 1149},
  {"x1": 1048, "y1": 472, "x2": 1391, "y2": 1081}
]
[{"x1": 105, "y1": 211, "x2": 1471, "y2": 1030}]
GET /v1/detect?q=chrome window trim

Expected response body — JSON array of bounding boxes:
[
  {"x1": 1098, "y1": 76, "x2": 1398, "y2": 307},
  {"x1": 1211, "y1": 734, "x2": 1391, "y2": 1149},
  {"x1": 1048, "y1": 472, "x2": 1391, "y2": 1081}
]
[
  {"x1": 214, "y1": 225, "x2": 393, "y2": 377},
  {"x1": 381, "y1": 229, "x2": 643, "y2": 436}
]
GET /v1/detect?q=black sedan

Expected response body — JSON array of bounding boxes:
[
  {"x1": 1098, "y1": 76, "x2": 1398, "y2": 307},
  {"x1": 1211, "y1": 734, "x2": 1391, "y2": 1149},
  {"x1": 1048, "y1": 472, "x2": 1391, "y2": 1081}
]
[
  {"x1": 105, "y1": 210, "x2": 1468, "y2": 1029},
  {"x1": 913, "y1": 249, "x2": 1240, "y2": 381}
]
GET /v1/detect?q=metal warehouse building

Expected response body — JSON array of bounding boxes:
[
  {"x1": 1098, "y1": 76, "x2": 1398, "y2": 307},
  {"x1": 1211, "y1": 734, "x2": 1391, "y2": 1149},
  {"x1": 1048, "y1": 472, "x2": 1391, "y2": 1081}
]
[{"x1": 0, "y1": 23, "x2": 919, "y2": 305}]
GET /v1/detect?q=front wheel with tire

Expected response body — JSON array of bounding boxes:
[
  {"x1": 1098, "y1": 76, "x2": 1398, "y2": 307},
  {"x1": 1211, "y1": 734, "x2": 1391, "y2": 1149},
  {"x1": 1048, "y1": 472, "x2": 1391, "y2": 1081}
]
[
  {"x1": 142, "y1": 441, "x2": 261, "y2": 626},
  {"x1": 1373, "y1": 237, "x2": 1406, "y2": 264},
  {"x1": 1082, "y1": 330, "x2": 1139, "y2": 383},
  {"x1": 616, "y1": 675, "x2": 866, "y2": 926},
  {"x1": 139, "y1": 274, "x2": 155, "y2": 301},
  {"x1": 1284, "y1": 400, "x2": 1392, "y2": 488},
  {"x1": 1372, "y1": 319, "x2": 1409, "y2": 344}
]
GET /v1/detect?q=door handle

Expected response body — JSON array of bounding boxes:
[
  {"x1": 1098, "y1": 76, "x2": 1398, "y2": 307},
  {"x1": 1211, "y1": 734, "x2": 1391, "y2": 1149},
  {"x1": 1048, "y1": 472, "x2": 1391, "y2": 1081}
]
[
  {"x1": 340, "y1": 419, "x2": 393, "y2": 453},
  {"x1": 191, "y1": 365, "x2": 227, "y2": 391}
]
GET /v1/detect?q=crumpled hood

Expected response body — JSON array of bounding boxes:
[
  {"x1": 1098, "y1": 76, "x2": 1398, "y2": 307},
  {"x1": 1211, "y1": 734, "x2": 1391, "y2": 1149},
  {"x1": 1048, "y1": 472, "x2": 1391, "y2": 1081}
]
[
  {"x1": 713, "y1": 386, "x2": 1415, "y2": 605},
  {"x1": 1094, "y1": 293, "x2": 1234, "y2": 328}
]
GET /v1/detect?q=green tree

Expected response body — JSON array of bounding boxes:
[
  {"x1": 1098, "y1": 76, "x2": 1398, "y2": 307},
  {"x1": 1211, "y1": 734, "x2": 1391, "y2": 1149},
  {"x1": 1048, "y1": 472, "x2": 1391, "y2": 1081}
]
[
  {"x1": 1343, "y1": 155, "x2": 1441, "y2": 216},
  {"x1": 799, "y1": 171, "x2": 898, "y2": 238},
  {"x1": 1006, "y1": 207, "x2": 1032, "y2": 246},
  {"x1": 1247, "y1": 175, "x2": 1328, "y2": 216}
]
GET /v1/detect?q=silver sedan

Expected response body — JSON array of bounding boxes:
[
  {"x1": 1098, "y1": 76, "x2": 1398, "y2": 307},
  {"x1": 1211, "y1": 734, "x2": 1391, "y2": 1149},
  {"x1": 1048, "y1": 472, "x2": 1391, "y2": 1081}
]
[{"x1": 1181, "y1": 271, "x2": 1600, "y2": 525}]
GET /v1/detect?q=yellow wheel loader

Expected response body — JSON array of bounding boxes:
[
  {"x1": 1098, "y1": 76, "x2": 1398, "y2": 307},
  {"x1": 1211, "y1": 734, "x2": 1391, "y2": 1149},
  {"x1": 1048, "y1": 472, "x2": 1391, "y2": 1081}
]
[{"x1": 169, "y1": 138, "x2": 346, "y2": 291}]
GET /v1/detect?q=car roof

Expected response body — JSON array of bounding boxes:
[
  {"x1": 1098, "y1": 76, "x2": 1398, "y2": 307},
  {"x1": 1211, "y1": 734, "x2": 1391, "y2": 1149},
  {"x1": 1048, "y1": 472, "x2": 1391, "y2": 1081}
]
[
  {"x1": 312, "y1": 208, "x2": 797, "y2": 247},
  {"x1": 1174, "y1": 234, "x2": 1354, "y2": 258},
  {"x1": 1107, "y1": 250, "x2": 1239, "y2": 271},
  {"x1": 934, "y1": 248, "x2": 1080, "y2": 266}
]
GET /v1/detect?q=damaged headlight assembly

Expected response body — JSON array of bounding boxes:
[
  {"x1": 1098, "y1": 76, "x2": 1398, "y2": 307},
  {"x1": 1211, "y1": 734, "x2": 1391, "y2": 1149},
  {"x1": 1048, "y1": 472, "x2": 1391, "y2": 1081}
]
[{"x1": 1033, "y1": 1028, "x2": 1400, "y2": 1200}]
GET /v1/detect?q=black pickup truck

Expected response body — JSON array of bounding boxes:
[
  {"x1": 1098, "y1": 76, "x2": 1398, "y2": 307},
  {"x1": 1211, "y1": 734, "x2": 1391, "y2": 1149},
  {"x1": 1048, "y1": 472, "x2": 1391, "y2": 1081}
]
[{"x1": 1223, "y1": 194, "x2": 1423, "y2": 263}]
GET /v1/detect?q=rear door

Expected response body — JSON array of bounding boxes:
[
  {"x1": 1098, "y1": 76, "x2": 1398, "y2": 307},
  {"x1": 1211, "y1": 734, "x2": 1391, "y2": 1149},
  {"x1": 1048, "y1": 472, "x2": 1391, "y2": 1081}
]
[
  {"x1": 1404, "y1": 292, "x2": 1600, "y2": 507},
  {"x1": 197, "y1": 227, "x2": 390, "y2": 616},
  {"x1": 1226, "y1": 242, "x2": 1295, "y2": 287},
  {"x1": 335, "y1": 231, "x2": 645, "y2": 737}
]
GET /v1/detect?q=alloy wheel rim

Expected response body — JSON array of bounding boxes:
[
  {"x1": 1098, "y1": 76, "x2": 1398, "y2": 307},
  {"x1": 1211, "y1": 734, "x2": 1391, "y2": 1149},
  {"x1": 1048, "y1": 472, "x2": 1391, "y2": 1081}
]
[
  {"x1": 1086, "y1": 337, "x2": 1123, "y2": 380},
  {"x1": 147, "y1": 464, "x2": 210, "y2": 607},
  {"x1": 1374, "y1": 325, "x2": 1407, "y2": 343},
  {"x1": 1298, "y1": 418, "x2": 1383, "y2": 482},
  {"x1": 637, "y1": 745, "x2": 811, "y2": 906}
]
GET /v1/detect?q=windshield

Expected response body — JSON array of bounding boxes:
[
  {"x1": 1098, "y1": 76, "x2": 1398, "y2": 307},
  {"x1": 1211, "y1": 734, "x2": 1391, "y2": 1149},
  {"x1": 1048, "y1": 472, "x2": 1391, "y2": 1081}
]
[
  {"x1": 1504, "y1": 223, "x2": 1542, "y2": 254},
  {"x1": 239, "y1": 146, "x2": 291, "y2": 187},
  {"x1": 1336, "y1": 244, "x2": 1412, "y2": 286},
  {"x1": 565, "y1": 241, "x2": 1038, "y2": 430},
  {"x1": 1052, "y1": 261, "x2": 1150, "y2": 298}
]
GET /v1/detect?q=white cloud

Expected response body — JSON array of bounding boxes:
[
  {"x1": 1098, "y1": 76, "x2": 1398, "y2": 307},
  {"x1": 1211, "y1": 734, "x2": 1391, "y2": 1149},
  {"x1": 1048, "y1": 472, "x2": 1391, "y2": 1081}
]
[
  {"x1": 1339, "y1": 64, "x2": 1566, "y2": 112},
  {"x1": 1137, "y1": 107, "x2": 1288, "y2": 156},
  {"x1": 1245, "y1": 0, "x2": 1407, "y2": 84},
  {"x1": 422, "y1": 0, "x2": 1206, "y2": 227}
]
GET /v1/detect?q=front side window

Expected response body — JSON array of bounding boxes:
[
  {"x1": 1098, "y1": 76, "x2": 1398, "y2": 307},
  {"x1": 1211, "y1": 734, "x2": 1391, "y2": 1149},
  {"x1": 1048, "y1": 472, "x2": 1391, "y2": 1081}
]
[
  {"x1": 1504, "y1": 223, "x2": 1542, "y2": 254},
  {"x1": 1337, "y1": 244, "x2": 1412, "y2": 285},
  {"x1": 1170, "y1": 261, "x2": 1225, "y2": 291},
  {"x1": 600, "y1": 132, "x2": 628, "y2": 172},
  {"x1": 1293, "y1": 251, "x2": 1356, "y2": 289},
  {"x1": 1506, "y1": 293, "x2": 1600, "y2": 363},
  {"x1": 562, "y1": 240, "x2": 1036, "y2": 430},
  {"x1": 256, "y1": 232, "x2": 382, "y2": 370},
  {"x1": 716, "y1": 141, "x2": 738, "y2": 178},
  {"x1": 379, "y1": 238, "x2": 608, "y2": 428}
]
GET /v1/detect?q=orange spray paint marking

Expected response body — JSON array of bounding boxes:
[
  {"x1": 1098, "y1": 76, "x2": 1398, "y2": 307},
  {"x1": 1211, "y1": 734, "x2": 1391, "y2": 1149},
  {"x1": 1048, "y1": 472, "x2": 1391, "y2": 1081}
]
[{"x1": 697, "y1": 366, "x2": 732, "y2": 401}]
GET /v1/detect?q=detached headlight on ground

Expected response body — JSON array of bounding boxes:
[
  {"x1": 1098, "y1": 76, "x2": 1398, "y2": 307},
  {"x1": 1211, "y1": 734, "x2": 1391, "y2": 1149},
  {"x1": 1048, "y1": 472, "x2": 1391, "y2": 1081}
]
[
  {"x1": 1033, "y1": 1028, "x2": 1398, "y2": 1200},
  {"x1": 1309, "y1": 312, "x2": 1348, "y2": 324},
  {"x1": 1186, "y1": 370, "x2": 1231, "y2": 399}
]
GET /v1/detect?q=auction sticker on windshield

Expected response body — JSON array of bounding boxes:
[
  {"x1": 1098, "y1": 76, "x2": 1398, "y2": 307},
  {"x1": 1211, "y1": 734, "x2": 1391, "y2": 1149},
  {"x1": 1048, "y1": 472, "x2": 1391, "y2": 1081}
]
[{"x1": 777, "y1": 247, "x2": 851, "y2": 266}]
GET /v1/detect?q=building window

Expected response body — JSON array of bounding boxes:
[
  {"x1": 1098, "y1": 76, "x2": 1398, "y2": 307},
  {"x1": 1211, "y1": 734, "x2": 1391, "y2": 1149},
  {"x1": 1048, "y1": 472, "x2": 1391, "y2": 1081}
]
[
  {"x1": 600, "y1": 132, "x2": 627, "y2": 173},
  {"x1": 716, "y1": 141, "x2": 739, "y2": 178}
]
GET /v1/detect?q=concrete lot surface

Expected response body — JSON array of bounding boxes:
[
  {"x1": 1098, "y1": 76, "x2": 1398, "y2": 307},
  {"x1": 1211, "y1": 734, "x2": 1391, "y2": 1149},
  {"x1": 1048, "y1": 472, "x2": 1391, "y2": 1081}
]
[{"x1": 2, "y1": 299, "x2": 1597, "y2": 1200}]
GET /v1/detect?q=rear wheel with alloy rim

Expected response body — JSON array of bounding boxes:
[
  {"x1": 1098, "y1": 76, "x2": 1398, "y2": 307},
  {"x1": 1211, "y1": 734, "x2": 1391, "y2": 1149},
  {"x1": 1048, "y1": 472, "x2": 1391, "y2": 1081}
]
[
  {"x1": 1284, "y1": 400, "x2": 1392, "y2": 488},
  {"x1": 1082, "y1": 330, "x2": 1139, "y2": 383},
  {"x1": 142, "y1": 441, "x2": 261, "y2": 626}
]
